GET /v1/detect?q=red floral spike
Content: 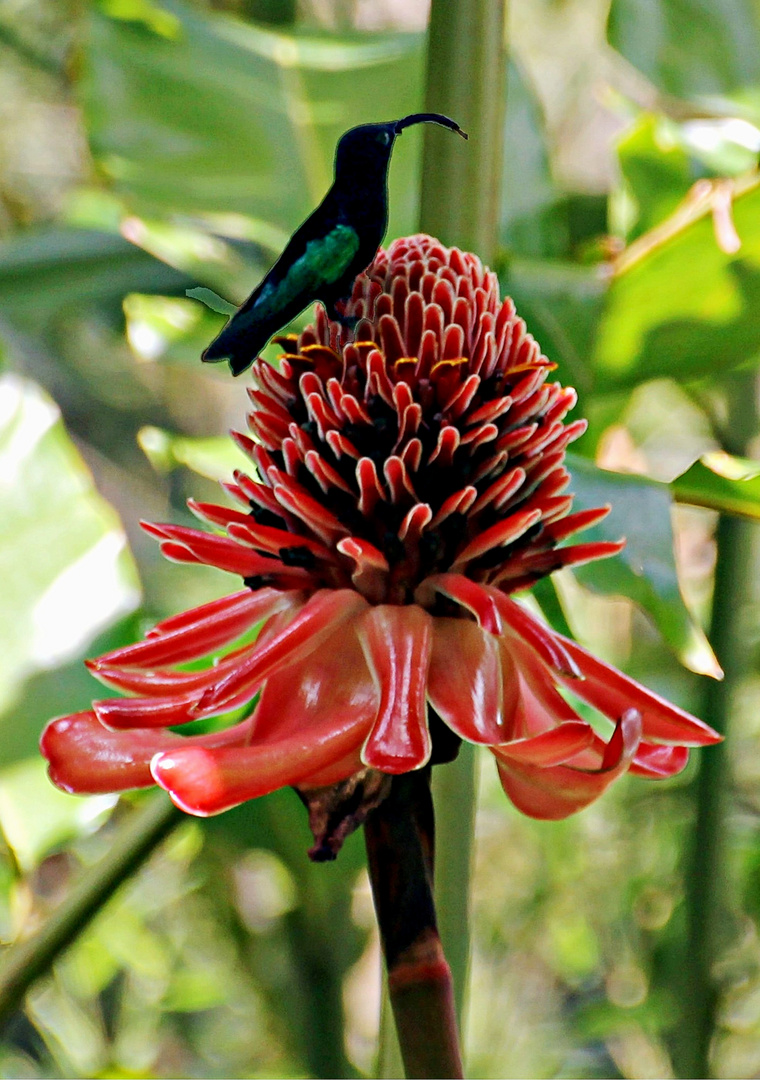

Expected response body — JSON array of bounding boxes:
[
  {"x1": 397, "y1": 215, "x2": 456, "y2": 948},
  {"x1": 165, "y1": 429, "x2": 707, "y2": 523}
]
[{"x1": 41, "y1": 234, "x2": 720, "y2": 830}]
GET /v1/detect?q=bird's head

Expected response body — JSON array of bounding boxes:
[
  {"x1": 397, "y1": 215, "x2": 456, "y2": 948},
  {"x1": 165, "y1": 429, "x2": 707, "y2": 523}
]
[{"x1": 334, "y1": 114, "x2": 467, "y2": 181}]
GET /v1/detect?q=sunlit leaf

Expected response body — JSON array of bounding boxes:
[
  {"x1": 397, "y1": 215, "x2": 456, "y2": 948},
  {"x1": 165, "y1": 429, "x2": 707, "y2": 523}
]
[
  {"x1": 97, "y1": 0, "x2": 182, "y2": 38},
  {"x1": 592, "y1": 177, "x2": 760, "y2": 390},
  {"x1": 616, "y1": 114, "x2": 694, "y2": 240},
  {"x1": 138, "y1": 425, "x2": 251, "y2": 480},
  {"x1": 0, "y1": 758, "x2": 116, "y2": 871},
  {"x1": 566, "y1": 453, "x2": 722, "y2": 678},
  {"x1": 0, "y1": 375, "x2": 140, "y2": 718},
  {"x1": 119, "y1": 216, "x2": 260, "y2": 303},
  {"x1": 672, "y1": 450, "x2": 760, "y2": 519},
  {"x1": 677, "y1": 116, "x2": 760, "y2": 176}
]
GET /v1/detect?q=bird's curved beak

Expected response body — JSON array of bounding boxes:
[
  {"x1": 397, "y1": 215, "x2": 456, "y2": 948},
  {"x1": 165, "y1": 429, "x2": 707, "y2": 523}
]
[{"x1": 394, "y1": 113, "x2": 468, "y2": 139}]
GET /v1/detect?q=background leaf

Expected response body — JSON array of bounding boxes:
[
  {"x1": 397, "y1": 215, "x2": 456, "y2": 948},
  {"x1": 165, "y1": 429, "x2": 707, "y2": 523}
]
[
  {"x1": 672, "y1": 449, "x2": 760, "y2": 518},
  {"x1": 0, "y1": 374, "x2": 139, "y2": 719},
  {"x1": 607, "y1": 0, "x2": 760, "y2": 99},
  {"x1": 83, "y1": 1, "x2": 425, "y2": 235},
  {"x1": 591, "y1": 178, "x2": 760, "y2": 390},
  {"x1": 566, "y1": 453, "x2": 721, "y2": 678}
]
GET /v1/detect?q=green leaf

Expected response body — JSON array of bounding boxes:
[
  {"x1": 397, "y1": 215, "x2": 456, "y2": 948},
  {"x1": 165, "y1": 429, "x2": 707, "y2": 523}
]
[
  {"x1": 592, "y1": 177, "x2": 760, "y2": 390},
  {"x1": 607, "y1": 0, "x2": 760, "y2": 99},
  {"x1": 118, "y1": 216, "x2": 261, "y2": 303},
  {"x1": 138, "y1": 425, "x2": 252, "y2": 480},
  {"x1": 500, "y1": 61, "x2": 564, "y2": 257},
  {"x1": 616, "y1": 114, "x2": 694, "y2": 240},
  {"x1": 566, "y1": 453, "x2": 721, "y2": 678},
  {"x1": 672, "y1": 450, "x2": 760, "y2": 519},
  {"x1": 97, "y1": 0, "x2": 182, "y2": 38},
  {"x1": 0, "y1": 228, "x2": 192, "y2": 333},
  {"x1": 503, "y1": 259, "x2": 605, "y2": 395},
  {"x1": 83, "y1": 1, "x2": 424, "y2": 235},
  {"x1": 0, "y1": 759, "x2": 116, "y2": 872},
  {"x1": 0, "y1": 375, "x2": 140, "y2": 719}
]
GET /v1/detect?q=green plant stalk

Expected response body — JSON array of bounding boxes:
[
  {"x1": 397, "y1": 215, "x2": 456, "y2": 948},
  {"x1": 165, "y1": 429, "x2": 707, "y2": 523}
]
[
  {"x1": 431, "y1": 742, "x2": 479, "y2": 1026},
  {"x1": 419, "y1": 0, "x2": 508, "y2": 262},
  {"x1": 0, "y1": 793, "x2": 182, "y2": 1026},
  {"x1": 393, "y1": 0, "x2": 508, "y2": 1068},
  {"x1": 283, "y1": 901, "x2": 357, "y2": 1079},
  {"x1": 377, "y1": 985, "x2": 404, "y2": 1079},
  {"x1": 675, "y1": 371, "x2": 758, "y2": 1079}
]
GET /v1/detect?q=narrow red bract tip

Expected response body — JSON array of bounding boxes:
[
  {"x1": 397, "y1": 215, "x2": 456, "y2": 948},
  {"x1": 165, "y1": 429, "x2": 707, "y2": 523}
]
[{"x1": 41, "y1": 235, "x2": 720, "y2": 825}]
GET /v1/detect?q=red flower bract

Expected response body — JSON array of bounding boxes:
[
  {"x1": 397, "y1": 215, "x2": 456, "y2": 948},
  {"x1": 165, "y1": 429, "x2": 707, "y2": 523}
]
[{"x1": 41, "y1": 235, "x2": 720, "y2": 822}]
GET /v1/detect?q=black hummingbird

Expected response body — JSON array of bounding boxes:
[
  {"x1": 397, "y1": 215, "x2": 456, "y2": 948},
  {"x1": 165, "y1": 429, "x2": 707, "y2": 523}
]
[{"x1": 202, "y1": 113, "x2": 467, "y2": 376}]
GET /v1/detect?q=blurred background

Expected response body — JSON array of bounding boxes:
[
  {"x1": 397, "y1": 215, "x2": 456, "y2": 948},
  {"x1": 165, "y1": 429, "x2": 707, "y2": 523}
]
[{"x1": 2, "y1": 0, "x2": 760, "y2": 1076}]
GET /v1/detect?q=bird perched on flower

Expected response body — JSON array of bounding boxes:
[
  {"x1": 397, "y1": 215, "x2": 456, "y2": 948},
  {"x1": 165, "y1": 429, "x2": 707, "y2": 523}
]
[
  {"x1": 202, "y1": 115, "x2": 467, "y2": 376},
  {"x1": 42, "y1": 235, "x2": 720, "y2": 855}
]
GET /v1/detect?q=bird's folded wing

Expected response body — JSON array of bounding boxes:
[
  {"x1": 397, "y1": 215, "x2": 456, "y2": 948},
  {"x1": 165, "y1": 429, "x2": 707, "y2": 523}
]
[{"x1": 253, "y1": 224, "x2": 361, "y2": 320}]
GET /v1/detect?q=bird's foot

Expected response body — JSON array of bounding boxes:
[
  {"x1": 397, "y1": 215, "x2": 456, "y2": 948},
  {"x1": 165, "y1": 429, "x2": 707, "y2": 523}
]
[{"x1": 325, "y1": 298, "x2": 359, "y2": 329}]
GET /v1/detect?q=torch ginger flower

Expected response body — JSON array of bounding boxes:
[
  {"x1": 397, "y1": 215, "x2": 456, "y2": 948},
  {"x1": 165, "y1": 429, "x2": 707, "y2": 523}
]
[{"x1": 42, "y1": 235, "x2": 720, "y2": 831}]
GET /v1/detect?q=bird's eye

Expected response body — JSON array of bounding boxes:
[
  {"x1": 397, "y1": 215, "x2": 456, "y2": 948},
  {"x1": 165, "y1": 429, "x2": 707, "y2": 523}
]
[{"x1": 378, "y1": 131, "x2": 391, "y2": 145}]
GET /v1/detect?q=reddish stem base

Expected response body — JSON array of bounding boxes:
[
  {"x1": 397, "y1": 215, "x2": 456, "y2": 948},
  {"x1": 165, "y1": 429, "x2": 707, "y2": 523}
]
[{"x1": 364, "y1": 769, "x2": 464, "y2": 1079}]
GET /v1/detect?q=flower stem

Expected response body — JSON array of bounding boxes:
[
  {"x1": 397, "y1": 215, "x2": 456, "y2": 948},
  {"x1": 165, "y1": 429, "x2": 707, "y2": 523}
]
[
  {"x1": 675, "y1": 371, "x2": 758, "y2": 1078},
  {"x1": 0, "y1": 793, "x2": 182, "y2": 1026},
  {"x1": 365, "y1": 770, "x2": 464, "y2": 1079}
]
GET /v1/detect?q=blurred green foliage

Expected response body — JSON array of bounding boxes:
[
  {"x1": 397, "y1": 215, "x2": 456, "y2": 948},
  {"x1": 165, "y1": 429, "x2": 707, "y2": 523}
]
[{"x1": 2, "y1": 0, "x2": 760, "y2": 1077}]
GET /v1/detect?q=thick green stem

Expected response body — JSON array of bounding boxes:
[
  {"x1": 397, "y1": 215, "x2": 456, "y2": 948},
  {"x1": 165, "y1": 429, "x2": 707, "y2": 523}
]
[
  {"x1": 0, "y1": 793, "x2": 182, "y2": 1026},
  {"x1": 419, "y1": 0, "x2": 508, "y2": 262},
  {"x1": 675, "y1": 372, "x2": 758, "y2": 1078},
  {"x1": 405, "y1": 1, "x2": 508, "y2": 1067},
  {"x1": 431, "y1": 743, "x2": 479, "y2": 1027},
  {"x1": 365, "y1": 771, "x2": 464, "y2": 1079}
]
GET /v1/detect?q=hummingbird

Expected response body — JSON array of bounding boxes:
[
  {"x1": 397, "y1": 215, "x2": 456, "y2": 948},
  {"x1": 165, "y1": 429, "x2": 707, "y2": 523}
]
[{"x1": 202, "y1": 113, "x2": 467, "y2": 376}]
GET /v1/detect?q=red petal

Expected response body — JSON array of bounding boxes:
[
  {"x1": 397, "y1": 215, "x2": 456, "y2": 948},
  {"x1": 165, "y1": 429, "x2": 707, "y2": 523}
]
[
  {"x1": 495, "y1": 709, "x2": 642, "y2": 819},
  {"x1": 428, "y1": 618, "x2": 516, "y2": 744},
  {"x1": 272, "y1": 477, "x2": 350, "y2": 546},
  {"x1": 416, "y1": 574, "x2": 502, "y2": 635},
  {"x1": 93, "y1": 589, "x2": 295, "y2": 670},
  {"x1": 145, "y1": 589, "x2": 253, "y2": 638},
  {"x1": 250, "y1": 620, "x2": 377, "y2": 742},
  {"x1": 144, "y1": 522, "x2": 311, "y2": 581},
  {"x1": 557, "y1": 635, "x2": 721, "y2": 746},
  {"x1": 91, "y1": 643, "x2": 257, "y2": 696},
  {"x1": 488, "y1": 591, "x2": 581, "y2": 677},
  {"x1": 94, "y1": 693, "x2": 203, "y2": 729},
  {"x1": 151, "y1": 710, "x2": 369, "y2": 815},
  {"x1": 452, "y1": 509, "x2": 542, "y2": 568},
  {"x1": 40, "y1": 711, "x2": 253, "y2": 795},
  {"x1": 630, "y1": 742, "x2": 690, "y2": 778},
  {"x1": 359, "y1": 605, "x2": 433, "y2": 772},
  {"x1": 503, "y1": 638, "x2": 581, "y2": 738},
  {"x1": 491, "y1": 721, "x2": 594, "y2": 765},
  {"x1": 298, "y1": 747, "x2": 365, "y2": 789},
  {"x1": 198, "y1": 589, "x2": 368, "y2": 711}
]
